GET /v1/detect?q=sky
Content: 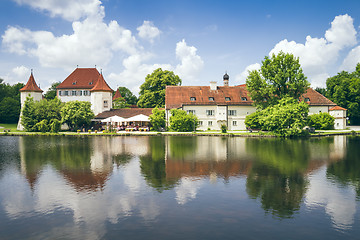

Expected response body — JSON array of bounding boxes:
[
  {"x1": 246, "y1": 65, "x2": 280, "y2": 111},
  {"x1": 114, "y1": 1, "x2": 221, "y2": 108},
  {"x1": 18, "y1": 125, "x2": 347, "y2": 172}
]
[{"x1": 1, "y1": 0, "x2": 360, "y2": 95}]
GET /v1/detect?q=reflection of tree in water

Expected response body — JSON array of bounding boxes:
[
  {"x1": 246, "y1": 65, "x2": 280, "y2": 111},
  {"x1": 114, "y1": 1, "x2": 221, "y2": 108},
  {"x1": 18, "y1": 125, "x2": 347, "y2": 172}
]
[
  {"x1": 327, "y1": 136, "x2": 360, "y2": 198},
  {"x1": 245, "y1": 138, "x2": 310, "y2": 218},
  {"x1": 168, "y1": 136, "x2": 197, "y2": 159},
  {"x1": 140, "y1": 136, "x2": 178, "y2": 192},
  {"x1": 20, "y1": 136, "x2": 109, "y2": 192}
]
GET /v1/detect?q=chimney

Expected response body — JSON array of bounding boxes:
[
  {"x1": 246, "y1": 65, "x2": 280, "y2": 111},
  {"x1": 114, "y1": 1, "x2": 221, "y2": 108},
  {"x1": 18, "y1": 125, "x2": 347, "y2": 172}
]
[
  {"x1": 210, "y1": 81, "x2": 217, "y2": 90},
  {"x1": 223, "y1": 73, "x2": 229, "y2": 86}
]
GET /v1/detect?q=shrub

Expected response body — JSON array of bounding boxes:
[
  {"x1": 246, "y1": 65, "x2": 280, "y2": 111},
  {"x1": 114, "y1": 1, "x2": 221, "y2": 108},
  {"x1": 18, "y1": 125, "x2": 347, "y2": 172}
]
[
  {"x1": 50, "y1": 119, "x2": 61, "y2": 133},
  {"x1": 35, "y1": 119, "x2": 49, "y2": 133},
  {"x1": 169, "y1": 109, "x2": 198, "y2": 132},
  {"x1": 149, "y1": 107, "x2": 166, "y2": 131},
  {"x1": 221, "y1": 124, "x2": 227, "y2": 133},
  {"x1": 307, "y1": 112, "x2": 334, "y2": 130}
]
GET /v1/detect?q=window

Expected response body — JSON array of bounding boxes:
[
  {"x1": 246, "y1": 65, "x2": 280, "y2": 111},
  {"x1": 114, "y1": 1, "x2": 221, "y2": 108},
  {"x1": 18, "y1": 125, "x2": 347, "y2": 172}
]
[
  {"x1": 78, "y1": 90, "x2": 82, "y2": 96},
  {"x1": 58, "y1": 91, "x2": 61, "y2": 96},
  {"x1": 228, "y1": 110, "x2": 237, "y2": 116},
  {"x1": 104, "y1": 100, "x2": 108, "y2": 108},
  {"x1": 241, "y1": 97, "x2": 247, "y2": 101},
  {"x1": 89, "y1": 82, "x2": 93, "y2": 85},
  {"x1": 190, "y1": 97, "x2": 196, "y2": 101},
  {"x1": 187, "y1": 110, "x2": 195, "y2": 114},
  {"x1": 198, "y1": 121, "x2": 203, "y2": 126},
  {"x1": 83, "y1": 90, "x2": 90, "y2": 96},
  {"x1": 209, "y1": 97, "x2": 214, "y2": 101},
  {"x1": 208, "y1": 121, "x2": 213, "y2": 126},
  {"x1": 72, "y1": 90, "x2": 77, "y2": 96},
  {"x1": 225, "y1": 97, "x2": 231, "y2": 101},
  {"x1": 64, "y1": 91, "x2": 68, "y2": 96},
  {"x1": 304, "y1": 97, "x2": 310, "y2": 102},
  {"x1": 206, "y1": 110, "x2": 214, "y2": 116},
  {"x1": 72, "y1": 81, "x2": 77, "y2": 85},
  {"x1": 233, "y1": 121, "x2": 237, "y2": 126}
]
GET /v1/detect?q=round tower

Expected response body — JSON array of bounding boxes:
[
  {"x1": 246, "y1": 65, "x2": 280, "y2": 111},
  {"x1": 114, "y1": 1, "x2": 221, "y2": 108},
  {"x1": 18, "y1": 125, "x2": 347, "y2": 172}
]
[
  {"x1": 90, "y1": 72, "x2": 113, "y2": 116},
  {"x1": 17, "y1": 71, "x2": 43, "y2": 130},
  {"x1": 223, "y1": 73, "x2": 229, "y2": 86}
]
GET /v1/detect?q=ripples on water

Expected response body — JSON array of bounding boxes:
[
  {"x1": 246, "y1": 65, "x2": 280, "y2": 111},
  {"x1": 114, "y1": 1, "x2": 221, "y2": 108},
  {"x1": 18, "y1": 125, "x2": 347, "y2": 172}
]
[{"x1": 0, "y1": 135, "x2": 359, "y2": 240}]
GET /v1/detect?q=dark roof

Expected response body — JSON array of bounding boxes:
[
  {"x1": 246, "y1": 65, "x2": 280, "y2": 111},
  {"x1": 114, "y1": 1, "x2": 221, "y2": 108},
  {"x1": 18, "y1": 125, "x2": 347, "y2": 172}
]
[
  {"x1": 57, "y1": 68, "x2": 100, "y2": 89},
  {"x1": 20, "y1": 73, "x2": 43, "y2": 92},
  {"x1": 94, "y1": 108, "x2": 155, "y2": 119},
  {"x1": 165, "y1": 85, "x2": 253, "y2": 110},
  {"x1": 329, "y1": 106, "x2": 347, "y2": 111},
  {"x1": 301, "y1": 88, "x2": 336, "y2": 106},
  {"x1": 90, "y1": 74, "x2": 113, "y2": 92},
  {"x1": 112, "y1": 89, "x2": 123, "y2": 100},
  {"x1": 165, "y1": 85, "x2": 336, "y2": 109}
]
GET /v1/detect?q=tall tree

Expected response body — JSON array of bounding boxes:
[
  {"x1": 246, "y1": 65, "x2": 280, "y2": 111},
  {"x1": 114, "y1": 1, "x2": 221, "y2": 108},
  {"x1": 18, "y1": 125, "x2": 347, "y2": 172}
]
[
  {"x1": 326, "y1": 64, "x2": 360, "y2": 125},
  {"x1": 138, "y1": 68, "x2": 181, "y2": 108},
  {"x1": 0, "y1": 79, "x2": 24, "y2": 123},
  {"x1": 115, "y1": 87, "x2": 138, "y2": 105},
  {"x1": 60, "y1": 101, "x2": 94, "y2": 131},
  {"x1": 44, "y1": 82, "x2": 61, "y2": 100},
  {"x1": 246, "y1": 51, "x2": 310, "y2": 109}
]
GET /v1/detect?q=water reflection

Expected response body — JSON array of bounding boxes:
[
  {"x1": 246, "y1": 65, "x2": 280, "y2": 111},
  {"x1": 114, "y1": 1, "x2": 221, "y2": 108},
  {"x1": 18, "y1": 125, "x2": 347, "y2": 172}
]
[{"x1": 0, "y1": 135, "x2": 359, "y2": 239}]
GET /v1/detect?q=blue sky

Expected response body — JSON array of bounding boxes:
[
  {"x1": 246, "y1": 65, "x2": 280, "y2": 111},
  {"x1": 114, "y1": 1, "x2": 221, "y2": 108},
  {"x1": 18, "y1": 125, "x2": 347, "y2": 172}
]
[{"x1": 1, "y1": 0, "x2": 360, "y2": 95}]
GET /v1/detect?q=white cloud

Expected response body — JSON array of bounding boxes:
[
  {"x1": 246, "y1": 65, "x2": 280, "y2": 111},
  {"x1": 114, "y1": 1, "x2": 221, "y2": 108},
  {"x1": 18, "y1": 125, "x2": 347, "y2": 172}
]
[
  {"x1": 2, "y1": 17, "x2": 139, "y2": 71},
  {"x1": 137, "y1": 21, "x2": 161, "y2": 43},
  {"x1": 13, "y1": 0, "x2": 104, "y2": 21},
  {"x1": 268, "y1": 14, "x2": 357, "y2": 87},
  {"x1": 236, "y1": 63, "x2": 261, "y2": 83},
  {"x1": 175, "y1": 177, "x2": 204, "y2": 205},
  {"x1": 12, "y1": 65, "x2": 30, "y2": 79},
  {"x1": 175, "y1": 39, "x2": 204, "y2": 83},
  {"x1": 341, "y1": 46, "x2": 360, "y2": 72}
]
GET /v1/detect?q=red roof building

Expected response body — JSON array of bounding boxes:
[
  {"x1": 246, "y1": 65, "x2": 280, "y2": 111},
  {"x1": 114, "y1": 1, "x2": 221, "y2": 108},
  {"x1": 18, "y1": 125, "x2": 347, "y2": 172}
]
[
  {"x1": 20, "y1": 73, "x2": 43, "y2": 92},
  {"x1": 112, "y1": 89, "x2": 123, "y2": 100}
]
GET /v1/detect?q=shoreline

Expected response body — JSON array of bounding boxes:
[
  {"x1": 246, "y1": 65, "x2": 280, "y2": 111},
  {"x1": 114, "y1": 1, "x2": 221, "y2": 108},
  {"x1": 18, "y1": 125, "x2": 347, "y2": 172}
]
[{"x1": 0, "y1": 130, "x2": 359, "y2": 138}]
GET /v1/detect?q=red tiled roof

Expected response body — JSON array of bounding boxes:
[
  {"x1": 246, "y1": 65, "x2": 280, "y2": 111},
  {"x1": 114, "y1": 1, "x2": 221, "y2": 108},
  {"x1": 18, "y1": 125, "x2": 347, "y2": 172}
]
[
  {"x1": 57, "y1": 68, "x2": 100, "y2": 89},
  {"x1": 329, "y1": 106, "x2": 347, "y2": 111},
  {"x1": 94, "y1": 108, "x2": 156, "y2": 119},
  {"x1": 301, "y1": 88, "x2": 336, "y2": 106},
  {"x1": 165, "y1": 85, "x2": 337, "y2": 109},
  {"x1": 90, "y1": 73, "x2": 113, "y2": 92},
  {"x1": 20, "y1": 73, "x2": 43, "y2": 92},
  {"x1": 165, "y1": 85, "x2": 253, "y2": 109},
  {"x1": 112, "y1": 89, "x2": 123, "y2": 100}
]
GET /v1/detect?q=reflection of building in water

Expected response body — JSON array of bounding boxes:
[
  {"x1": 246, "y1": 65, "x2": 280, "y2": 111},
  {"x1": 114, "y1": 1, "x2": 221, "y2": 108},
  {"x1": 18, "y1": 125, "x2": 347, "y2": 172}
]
[
  {"x1": 165, "y1": 137, "x2": 252, "y2": 180},
  {"x1": 18, "y1": 136, "x2": 151, "y2": 192},
  {"x1": 329, "y1": 135, "x2": 347, "y2": 161}
]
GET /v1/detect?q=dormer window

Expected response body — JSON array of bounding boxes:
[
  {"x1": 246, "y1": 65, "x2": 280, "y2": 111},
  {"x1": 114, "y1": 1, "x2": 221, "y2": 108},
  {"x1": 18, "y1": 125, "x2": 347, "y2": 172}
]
[
  {"x1": 209, "y1": 97, "x2": 214, "y2": 101},
  {"x1": 305, "y1": 97, "x2": 310, "y2": 102},
  {"x1": 241, "y1": 97, "x2": 247, "y2": 101},
  {"x1": 72, "y1": 81, "x2": 77, "y2": 85},
  {"x1": 225, "y1": 97, "x2": 231, "y2": 101},
  {"x1": 89, "y1": 82, "x2": 93, "y2": 85},
  {"x1": 190, "y1": 97, "x2": 196, "y2": 101}
]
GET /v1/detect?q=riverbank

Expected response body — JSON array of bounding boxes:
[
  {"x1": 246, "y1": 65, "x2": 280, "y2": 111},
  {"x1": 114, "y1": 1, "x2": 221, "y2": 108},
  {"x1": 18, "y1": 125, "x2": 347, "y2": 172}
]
[{"x1": 1, "y1": 129, "x2": 359, "y2": 137}]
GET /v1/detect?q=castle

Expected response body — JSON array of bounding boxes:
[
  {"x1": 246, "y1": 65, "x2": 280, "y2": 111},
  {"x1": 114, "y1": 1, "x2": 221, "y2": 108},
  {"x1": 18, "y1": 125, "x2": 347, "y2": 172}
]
[{"x1": 17, "y1": 68, "x2": 114, "y2": 130}]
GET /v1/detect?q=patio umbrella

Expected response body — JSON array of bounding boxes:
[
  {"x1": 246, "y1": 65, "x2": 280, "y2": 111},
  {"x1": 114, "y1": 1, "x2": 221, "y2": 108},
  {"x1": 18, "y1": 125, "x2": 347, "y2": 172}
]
[
  {"x1": 126, "y1": 114, "x2": 150, "y2": 122},
  {"x1": 101, "y1": 115, "x2": 126, "y2": 124}
]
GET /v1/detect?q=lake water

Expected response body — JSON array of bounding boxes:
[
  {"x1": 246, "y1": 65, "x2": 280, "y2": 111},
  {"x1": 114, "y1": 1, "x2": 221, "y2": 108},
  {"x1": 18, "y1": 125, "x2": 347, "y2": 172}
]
[{"x1": 0, "y1": 135, "x2": 359, "y2": 240}]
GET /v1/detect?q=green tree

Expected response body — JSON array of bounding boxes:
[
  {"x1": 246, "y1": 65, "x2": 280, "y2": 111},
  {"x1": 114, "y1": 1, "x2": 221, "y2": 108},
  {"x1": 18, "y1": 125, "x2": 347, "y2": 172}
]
[
  {"x1": 44, "y1": 82, "x2": 61, "y2": 100},
  {"x1": 169, "y1": 109, "x2": 198, "y2": 132},
  {"x1": 138, "y1": 68, "x2": 181, "y2": 108},
  {"x1": 115, "y1": 87, "x2": 138, "y2": 105},
  {"x1": 0, "y1": 79, "x2": 24, "y2": 123},
  {"x1": 307, "y1": 112, "x2": 334, "y2": 130},
  {"x1": 61, "y1": 101, "x2": 94, "y2": 131},
  {"x1": 21, "y1": 96, "x2": 63, "y2": 132},
  {"x1": 246, "y1": 51, "x2": 310, "y2": 109},
  {"x1": 245, "y1": 97, "x2": 309, "y2": 137},
  {"x1": 149, "y1": 107, "x2": 165, "y2": 131},
  {"x1": 326, "y1": 65, "x2": 360, "y2": 125},
  {"x1": 0, "y1": 97, "x2": 20, "y2": 123},
  {"x1": 112, "y1": 97, "x2": 129, "y2": 109}
]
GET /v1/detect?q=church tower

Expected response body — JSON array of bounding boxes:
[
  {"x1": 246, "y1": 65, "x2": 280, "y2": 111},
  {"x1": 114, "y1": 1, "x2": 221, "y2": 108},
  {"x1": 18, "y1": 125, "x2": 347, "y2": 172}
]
[
  {"x1": 17, "y1": 71, "x2": 43, "y2": 130},
  {"x1": 90, "y1": 72, "x2": 113, "y2": 115}
]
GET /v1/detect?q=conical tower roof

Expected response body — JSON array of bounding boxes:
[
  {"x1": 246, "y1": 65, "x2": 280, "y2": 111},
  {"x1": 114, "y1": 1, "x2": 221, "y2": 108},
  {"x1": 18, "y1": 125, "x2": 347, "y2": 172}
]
[
  {"x1": 90, "y1": 73, "x2": 113, "y2": 92},
  {"x1": 112, "y1": 88, "x2": 123, "y2": 100},
  {"x1": 20, "y1": 72, "x2": 43, "y2": 92}
]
